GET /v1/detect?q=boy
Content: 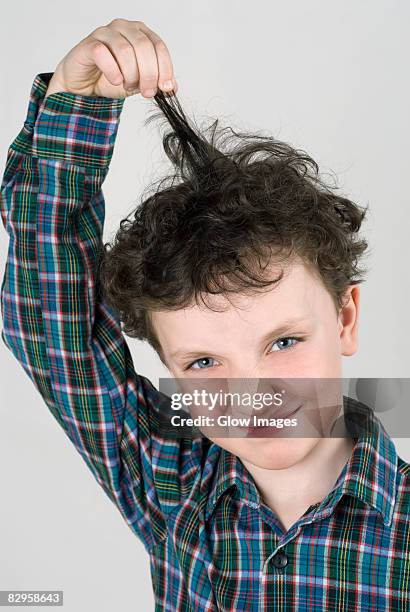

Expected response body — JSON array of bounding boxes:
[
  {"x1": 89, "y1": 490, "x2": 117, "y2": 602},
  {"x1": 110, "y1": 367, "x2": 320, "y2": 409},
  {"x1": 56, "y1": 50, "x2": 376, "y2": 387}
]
[{"x1": 1, "y1": 18, "x2": 409, "y2": 611}]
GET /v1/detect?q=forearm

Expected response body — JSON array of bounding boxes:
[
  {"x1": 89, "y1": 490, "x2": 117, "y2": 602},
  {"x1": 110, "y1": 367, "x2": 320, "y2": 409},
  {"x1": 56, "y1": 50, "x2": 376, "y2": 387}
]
[{"x1": 1, "y1": 71, "x2": 124, "y2": 392}]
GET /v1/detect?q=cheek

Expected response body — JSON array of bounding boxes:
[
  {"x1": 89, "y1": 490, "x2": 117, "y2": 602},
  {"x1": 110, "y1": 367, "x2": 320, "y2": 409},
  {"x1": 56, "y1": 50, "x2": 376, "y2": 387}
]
[
  {"x1": 262, "y1": 337, "x2": 342, "y2": 378},
  {"x1": 295, "y1": 327, "x2": 343, "y2": 377}
]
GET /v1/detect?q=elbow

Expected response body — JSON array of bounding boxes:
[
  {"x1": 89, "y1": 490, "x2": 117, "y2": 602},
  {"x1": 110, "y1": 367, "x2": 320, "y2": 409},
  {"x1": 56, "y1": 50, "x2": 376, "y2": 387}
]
[
  {"x1": 2, "y1": 327, "x2": 14, "y2": 353},
  {"x1": 1, "y1": 327, "x2": 20, "y2": 361}
]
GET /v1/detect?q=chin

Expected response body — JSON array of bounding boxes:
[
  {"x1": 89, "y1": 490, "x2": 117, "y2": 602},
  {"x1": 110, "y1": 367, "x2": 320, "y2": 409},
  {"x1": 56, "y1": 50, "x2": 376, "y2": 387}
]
[{"x1": 232, "y1": 437, "x2": 320, "y2": 470}]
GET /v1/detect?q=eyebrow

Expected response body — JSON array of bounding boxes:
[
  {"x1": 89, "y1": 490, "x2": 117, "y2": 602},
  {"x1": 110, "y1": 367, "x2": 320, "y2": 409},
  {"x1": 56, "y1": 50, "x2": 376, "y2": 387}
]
[{"x1": 169, "y1": 315, "x2": 312, "y2": 361}]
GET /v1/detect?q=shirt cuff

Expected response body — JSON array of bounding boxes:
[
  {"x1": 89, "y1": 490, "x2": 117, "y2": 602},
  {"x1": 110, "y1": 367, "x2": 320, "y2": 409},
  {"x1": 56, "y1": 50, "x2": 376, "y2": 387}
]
[
  {"x1": 11, "y1": 73, "x2": 54, "y2": 156},
  {"x1": 14, "y1": 72, "x2": 126, "y2": 169}
]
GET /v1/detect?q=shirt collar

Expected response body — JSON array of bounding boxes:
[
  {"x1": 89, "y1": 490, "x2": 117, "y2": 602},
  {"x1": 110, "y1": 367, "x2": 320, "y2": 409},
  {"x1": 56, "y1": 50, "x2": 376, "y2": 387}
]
[
  {"x1": 205, "y1": 444, "x2": 261, "y2": 521},
  {"x1": 205, "y1": 397, "x2": 398, "y2": 527}
]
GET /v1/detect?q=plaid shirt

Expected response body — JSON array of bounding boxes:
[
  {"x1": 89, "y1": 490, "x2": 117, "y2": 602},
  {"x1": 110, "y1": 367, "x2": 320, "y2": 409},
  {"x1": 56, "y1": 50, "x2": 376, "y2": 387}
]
[{"x1": 1, "y1": 72, "x2": 409, "y2": 612}]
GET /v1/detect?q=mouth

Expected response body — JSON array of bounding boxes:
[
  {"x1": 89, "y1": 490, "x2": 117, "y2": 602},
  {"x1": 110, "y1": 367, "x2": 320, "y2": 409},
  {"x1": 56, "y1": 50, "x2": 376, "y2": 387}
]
[
  {"x1": 245, "y1": 402, "x2": 303, "y2": 438},
  {"x1": 233, "y1": 395, "x2": 303, "y2": 418}
]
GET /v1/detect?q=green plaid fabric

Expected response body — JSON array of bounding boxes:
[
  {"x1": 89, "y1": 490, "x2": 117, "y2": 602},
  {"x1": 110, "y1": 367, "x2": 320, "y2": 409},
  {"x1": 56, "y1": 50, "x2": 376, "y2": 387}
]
[{"x1": 1, "y1": 72, "x2": 409, "y2": 611}]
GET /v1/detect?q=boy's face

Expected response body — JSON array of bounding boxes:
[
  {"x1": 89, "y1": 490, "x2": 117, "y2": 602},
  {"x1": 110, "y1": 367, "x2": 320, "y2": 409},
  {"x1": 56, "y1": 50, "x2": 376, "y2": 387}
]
[{"x1": 151, "y1": 256, "x2": 360, "y2": 470}]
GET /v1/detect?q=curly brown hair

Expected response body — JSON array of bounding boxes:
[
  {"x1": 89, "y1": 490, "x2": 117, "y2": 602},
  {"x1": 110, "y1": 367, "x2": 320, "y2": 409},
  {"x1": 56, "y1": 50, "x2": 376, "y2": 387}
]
[{"x1": 99, "y1": 89, "x2": 370, "y2": 362}]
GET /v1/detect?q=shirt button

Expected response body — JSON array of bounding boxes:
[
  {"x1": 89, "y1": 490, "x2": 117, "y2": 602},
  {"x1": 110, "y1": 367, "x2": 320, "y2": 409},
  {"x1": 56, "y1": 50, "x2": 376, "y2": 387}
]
[{"x1": 272, "y1": 551, "x2": 288, "y2": 569}]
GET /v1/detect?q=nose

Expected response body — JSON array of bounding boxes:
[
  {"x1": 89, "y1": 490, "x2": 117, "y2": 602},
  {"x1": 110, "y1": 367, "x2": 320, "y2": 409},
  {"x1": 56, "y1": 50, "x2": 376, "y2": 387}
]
[{"x1": 226, "y1": 367, "x2": 264, "y2": 381}]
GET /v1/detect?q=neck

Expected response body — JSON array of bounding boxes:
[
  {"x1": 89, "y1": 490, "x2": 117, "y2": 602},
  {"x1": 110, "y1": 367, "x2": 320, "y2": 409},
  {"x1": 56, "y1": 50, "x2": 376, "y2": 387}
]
[{"x1": 241, "y1": 436, "x2": 355, "y2": 529}]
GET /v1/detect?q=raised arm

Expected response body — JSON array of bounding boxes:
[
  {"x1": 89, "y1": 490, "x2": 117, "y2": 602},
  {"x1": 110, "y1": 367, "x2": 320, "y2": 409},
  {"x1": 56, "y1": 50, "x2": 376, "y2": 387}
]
[{"x1": 0, "y1": 21, "x2": 185, "y2": 553}]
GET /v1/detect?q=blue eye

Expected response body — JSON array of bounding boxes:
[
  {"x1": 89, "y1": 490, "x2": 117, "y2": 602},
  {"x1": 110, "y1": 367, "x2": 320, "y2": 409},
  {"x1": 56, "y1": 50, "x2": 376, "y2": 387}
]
[
  {"x1": 185, "y1": 336, "x2": 303, "y2": 370},
  {"x1": 270, "y1": 337, "x2": 300, "y2": 352},
  {"x1": 189, "y1": 357, "x2": 217, "y2": 370}
]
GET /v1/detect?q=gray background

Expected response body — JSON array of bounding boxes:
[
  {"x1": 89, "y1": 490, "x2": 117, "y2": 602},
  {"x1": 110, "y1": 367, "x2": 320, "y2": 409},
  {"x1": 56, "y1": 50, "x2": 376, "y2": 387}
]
[{"x1": 1, "y1": 1, "x2": 409, "y2": 610}]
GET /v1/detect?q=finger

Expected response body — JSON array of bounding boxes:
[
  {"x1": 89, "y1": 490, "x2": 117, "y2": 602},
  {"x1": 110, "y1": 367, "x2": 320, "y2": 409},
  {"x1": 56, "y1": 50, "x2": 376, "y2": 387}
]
[
  {"x1": 91, "y1": 26, "x2": 140, "y2": 91},
  {"x1": 117, "y1": 28, "x2": 160, "y2": 97},
  {"x1": 130, "y1": 23, "x2": 177, "y2": 92},
  {"x1": 84, "y1": 39, "x2": 124, "y2": 86}
]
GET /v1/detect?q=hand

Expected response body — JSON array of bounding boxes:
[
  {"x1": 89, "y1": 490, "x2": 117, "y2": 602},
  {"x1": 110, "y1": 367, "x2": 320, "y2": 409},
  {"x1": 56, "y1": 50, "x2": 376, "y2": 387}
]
[{"x1": 44, "y1": 18, "x2": 178, "y2": 100}]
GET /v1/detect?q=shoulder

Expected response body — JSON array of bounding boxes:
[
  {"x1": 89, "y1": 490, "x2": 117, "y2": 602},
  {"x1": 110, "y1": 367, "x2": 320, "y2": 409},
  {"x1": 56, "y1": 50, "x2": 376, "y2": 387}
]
[
  {"x1": 395, "y1": 454, "x2": 410, "y2": 508},
  {"x1": 397, "y1": 454, "x2": 410, "y2": 482}
]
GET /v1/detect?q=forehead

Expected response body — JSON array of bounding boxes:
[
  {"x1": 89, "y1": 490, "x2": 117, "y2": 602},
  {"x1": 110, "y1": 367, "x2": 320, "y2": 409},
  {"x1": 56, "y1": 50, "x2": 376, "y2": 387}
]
[{"x1": 150, "y1": 258, "x2": 329, "y2": 339}]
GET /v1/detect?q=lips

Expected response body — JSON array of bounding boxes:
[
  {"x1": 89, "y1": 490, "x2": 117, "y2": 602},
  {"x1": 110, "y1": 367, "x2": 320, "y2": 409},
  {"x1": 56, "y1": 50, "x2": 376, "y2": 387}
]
[
  {"x1": 246, "y1": 399, "x2": 303, "y2": 420},
  {"x1": 245, "y1": 403, "x2": 303, "y2": 438},
  {"x1": 231, "y1": 395, "x2": 303, "y2": 418},
  {"x1": 270, "y1": 401, "x2": 304, "y2": 420}
]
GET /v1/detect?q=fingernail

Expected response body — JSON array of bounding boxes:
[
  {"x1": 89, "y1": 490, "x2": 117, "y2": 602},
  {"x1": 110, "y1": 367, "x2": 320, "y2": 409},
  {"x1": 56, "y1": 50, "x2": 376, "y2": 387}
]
[
  {"x1": 144, "y1": 89, "x2": 156, "y2": 97},
  {"x1": 162, "y1": 80, "x2": 174, "y2": 90}
]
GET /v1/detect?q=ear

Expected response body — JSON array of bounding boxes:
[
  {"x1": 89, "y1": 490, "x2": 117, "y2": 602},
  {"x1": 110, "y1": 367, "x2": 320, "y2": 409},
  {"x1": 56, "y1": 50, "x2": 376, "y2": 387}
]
[{"x1": 338, "y1": 285, "x2": 360, "y2": 356}]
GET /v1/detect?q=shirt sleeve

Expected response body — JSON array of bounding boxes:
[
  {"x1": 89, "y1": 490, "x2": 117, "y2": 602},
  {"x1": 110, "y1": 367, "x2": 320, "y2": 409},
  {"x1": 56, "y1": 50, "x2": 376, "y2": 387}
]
[{"x1": 0, "y1": 72, "x2": 194, "y2": 552}]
